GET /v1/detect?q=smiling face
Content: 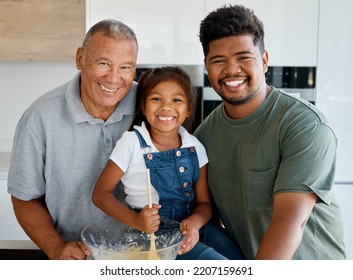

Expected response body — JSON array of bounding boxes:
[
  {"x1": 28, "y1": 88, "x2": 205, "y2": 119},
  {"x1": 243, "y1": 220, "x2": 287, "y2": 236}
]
[
  {"x1": 205, "y1": 35, "x2": 268, "y2": 117},
  {"x1": 144, "y1": 80, "x2": 189, "y2": 137},
  {"x1": 76, "y1": 32, "x2": 138, "y2": 120}
]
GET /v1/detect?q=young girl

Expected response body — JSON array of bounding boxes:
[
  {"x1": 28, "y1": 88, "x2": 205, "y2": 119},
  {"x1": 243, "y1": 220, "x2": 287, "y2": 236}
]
[{"x1": 92, "y1": 66, "x2": 244, "y2": 260}]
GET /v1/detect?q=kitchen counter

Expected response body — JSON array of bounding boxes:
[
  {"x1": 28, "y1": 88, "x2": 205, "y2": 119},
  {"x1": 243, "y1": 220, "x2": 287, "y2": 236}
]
[
  {"x1": 0, "y1": 151, "x2": 39, "y2": 251},
  {"x1": 0, "y1": 240, "x2": 38, "y2": 250}
]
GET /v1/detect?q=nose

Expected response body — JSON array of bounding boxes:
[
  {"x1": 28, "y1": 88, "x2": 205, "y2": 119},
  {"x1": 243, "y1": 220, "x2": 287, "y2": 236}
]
[
  {"x1": 223, "y1": 59, "x2": 241, "y2": 76},
  {"x1": 105, "y1": 66, "x2": 123, "y2": 84},
  {"x1": 160, "y1": 99, "x2": 172, "y2": 111}
]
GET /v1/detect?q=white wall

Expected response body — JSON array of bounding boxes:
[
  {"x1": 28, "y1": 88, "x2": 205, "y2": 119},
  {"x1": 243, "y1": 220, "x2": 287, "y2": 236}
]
[{"x1": 0, "y1": 62, "x2": 78, "y2": 151}]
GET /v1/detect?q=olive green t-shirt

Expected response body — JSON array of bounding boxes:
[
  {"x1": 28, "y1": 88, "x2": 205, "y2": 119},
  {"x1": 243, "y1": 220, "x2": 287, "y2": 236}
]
[{"x1": 194, "y1": 87, "x2": 345, "y2": 259}]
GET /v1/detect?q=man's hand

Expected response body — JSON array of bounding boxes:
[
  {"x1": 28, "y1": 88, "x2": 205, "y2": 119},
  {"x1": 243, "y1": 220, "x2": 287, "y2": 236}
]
[{"x1": 50, "y1": 241, "x2": 90, "y2": 260}]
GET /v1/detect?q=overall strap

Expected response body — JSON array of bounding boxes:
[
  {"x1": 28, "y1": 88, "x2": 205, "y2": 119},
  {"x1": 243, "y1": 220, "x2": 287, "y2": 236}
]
[{"x1": 133, "y1": 129, "x2": 150, "y2": 149}]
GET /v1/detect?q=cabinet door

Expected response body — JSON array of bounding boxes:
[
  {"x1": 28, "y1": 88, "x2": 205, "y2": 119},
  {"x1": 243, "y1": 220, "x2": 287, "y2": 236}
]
[
  {"x1": 205, "y1": 0, "x2": 319, "y2": 66},
  {"x1": 89, "y1": 0, "x2": 205, "y2": 65},
  {"x1": 334, "y1": 184, "x2": 353, "y2": 259},
  {"x1": 0, "y1": 0, "x2": 85, "y2": 61},
  {"x1": 0, "y1": 180, "x2": 30, "y2": 240},
  {"x1": 316, "y1": 0, "x2": 353, "y2": 183}
]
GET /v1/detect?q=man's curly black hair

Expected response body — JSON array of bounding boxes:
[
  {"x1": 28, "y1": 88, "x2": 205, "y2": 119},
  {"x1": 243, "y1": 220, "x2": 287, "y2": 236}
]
[{"x1": 199, "y1": 4, "x2": 265, "y2": 57}]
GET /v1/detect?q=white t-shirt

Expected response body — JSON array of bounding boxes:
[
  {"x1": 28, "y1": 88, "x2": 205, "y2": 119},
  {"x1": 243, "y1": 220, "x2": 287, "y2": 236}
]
[{"x1": 110, "y1": 122, "x2": 208, "y2": 209}]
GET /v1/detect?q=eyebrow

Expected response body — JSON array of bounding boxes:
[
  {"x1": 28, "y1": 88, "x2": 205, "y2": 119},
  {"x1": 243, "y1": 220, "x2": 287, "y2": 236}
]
[
  {"x1": 208, "y1": 54, "x2": 224, "y2": 61},
  {"x1": 149, "y1": 91, "x2": 186, "y2": 96},
  {"x1": 92, "y1": 56, "x2": 136, "y2": 66},
  {"x1": 208, "y1": 50, "x2": 254, "y2": 61}
]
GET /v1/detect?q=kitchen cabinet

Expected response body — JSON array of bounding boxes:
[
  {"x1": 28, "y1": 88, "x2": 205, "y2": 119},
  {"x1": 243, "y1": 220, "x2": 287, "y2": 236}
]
[
  {"x1": 334, "y1": 184, "x2": 353, "y2": 259},
  {"x1": 316, "y1": 0, "x2": 353, "y2": 184},
  {"x1": 0, "y1": 0, "x2": 85, "y2": 62},
  {"x1": 0, "y1": 179, "x2": 30, "y2": 241},
  {"x1": 205, "y1": 0, "x2": 319, "y2": 66},
  {"x1": 88, "y1": 0, "x2": 205, "y2": 65},
  {"x1": 89, "y1": 0, "x2": 319, "y2": 66},
  {"x1": 0, "y1": 152, "x2": 37, "y2": 250},
  {"x1": 316, "y1": 1, "x2": 353, "y2": 259}
]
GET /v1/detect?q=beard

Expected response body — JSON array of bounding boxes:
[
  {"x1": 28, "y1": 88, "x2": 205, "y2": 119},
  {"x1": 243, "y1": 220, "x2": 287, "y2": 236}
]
[
  {"x1": 218, "y1": 87, "x2": 257, "y2": 105},
  {"x1": 216, "y1": 76, "x2": 263, "y2": 105}
]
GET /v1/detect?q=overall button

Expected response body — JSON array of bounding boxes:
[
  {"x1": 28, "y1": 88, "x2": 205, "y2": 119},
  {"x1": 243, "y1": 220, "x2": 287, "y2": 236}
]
[
  {"x1": 147, "y1": 153, "x2": 153, "y2": 160},
  {"x1": 106, "y1": 138, "x2": 111, "y2": 144},
  {"x1": 189, "y1": 146, "x2": 195, "y2": 152},
  {"x1": 179, "y1": 166, "x2": 185, "y2": 173},
  {"x1": 176, "y1": 150, "x2": 182, "y2": 157},
  {"x1": 185, "y1": 192, "x2": 191, "y2": 198},
  {"x1": 183, "y1": 182, "x2": 189, "y2": 188}
]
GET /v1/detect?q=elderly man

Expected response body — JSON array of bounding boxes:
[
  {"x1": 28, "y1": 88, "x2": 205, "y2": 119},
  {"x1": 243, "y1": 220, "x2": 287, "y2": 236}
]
[{"x1": 7, "y1": 19, "x2": 138, "y2": 260}]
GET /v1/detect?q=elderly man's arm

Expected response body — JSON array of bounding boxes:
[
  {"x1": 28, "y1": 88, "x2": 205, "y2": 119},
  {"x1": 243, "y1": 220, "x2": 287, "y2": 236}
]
[{"x1": 11, "y1": 196, "x2": 89, "y2": 260}]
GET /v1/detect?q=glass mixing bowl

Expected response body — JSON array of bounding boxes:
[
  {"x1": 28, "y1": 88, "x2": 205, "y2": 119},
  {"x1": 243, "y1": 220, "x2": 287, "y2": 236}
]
[{"x1": 81, "y1": 217, "x2": 184, "y2": 260}]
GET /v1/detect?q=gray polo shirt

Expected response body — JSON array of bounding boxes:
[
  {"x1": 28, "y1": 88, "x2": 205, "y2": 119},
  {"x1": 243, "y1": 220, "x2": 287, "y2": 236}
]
[{"x1": 8, "y1": 72, "x2": 137, "y2": 242}]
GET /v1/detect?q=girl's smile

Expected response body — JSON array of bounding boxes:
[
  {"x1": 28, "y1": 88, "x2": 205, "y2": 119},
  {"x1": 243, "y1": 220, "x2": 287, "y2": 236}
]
[{"x1": 144, "y1": 80, "x2": 189, "y2": 135}]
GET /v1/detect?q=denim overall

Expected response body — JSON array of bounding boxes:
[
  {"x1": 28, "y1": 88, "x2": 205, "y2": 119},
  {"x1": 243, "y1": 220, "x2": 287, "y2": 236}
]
[
  {"x1": 134, "y1": 129, "x2": 246, "y2": 260},
  {"x1": 134, "y1": 129, "x2": 198, "y2": 222}
]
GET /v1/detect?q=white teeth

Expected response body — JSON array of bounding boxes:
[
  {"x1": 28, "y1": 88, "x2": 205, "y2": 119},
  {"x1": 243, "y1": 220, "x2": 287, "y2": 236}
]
[
  {"x1": 225, "y1": 80, "x2": 244, "y2": 87},
  {"x1": 99, "y1": 84, "x2": 117, "y2": 92},
  {"x1": 158, "y1": 116, "x2": 174, "y2": 121}
]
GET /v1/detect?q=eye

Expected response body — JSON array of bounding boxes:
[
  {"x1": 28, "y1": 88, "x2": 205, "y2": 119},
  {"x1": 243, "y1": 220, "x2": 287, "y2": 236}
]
[
  {"x1": 172, "y1": 98, "x2": 183, "y2": 103},
  {"x1": 239, "y1": 56, "x2": 251, "y2": 61},
  {"x1": 119, "y1": 65, "x2": 133, "y2": 73},
  {"x1": 97, "y1": 61, "x2": 110, "y2": 68},
  {"x1": 210, "y1": 59, "x2": 225, "y2": 64},
  {"x1": 150, "y1": 97, "x2": 161, "y2": 101}
]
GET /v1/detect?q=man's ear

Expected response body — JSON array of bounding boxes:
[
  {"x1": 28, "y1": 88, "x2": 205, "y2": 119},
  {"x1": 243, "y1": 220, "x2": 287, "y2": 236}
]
[
  {"x1": 262, "y1": 50, "x2": 269, "y2": 73},
  {"x1": 76, "y1": 47, "x2": 83, "y2": 70}
]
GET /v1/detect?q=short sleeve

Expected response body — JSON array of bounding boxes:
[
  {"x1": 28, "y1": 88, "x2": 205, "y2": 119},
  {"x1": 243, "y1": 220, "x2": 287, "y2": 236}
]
[
  {"x1": 274, "y1": 123, "x2": 337, "y2": 204},
  {"x1": 7, "y1": 117, "x2": 46, "y2": 200},
  {"x1": 196, "y1": 141, "x2": 209, "y2": 168},
  {"x1": 109, "y1": 131, "x2": 139, "y2": 173}
]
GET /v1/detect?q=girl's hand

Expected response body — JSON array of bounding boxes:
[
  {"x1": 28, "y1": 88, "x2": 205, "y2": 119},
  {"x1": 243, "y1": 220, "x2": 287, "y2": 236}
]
[
  {"x1": 178, "y1": 218, "x2": 200, "y2": 255},
  {"x1": 134, "y1": 204, "x2": 161, "y2": 234}
]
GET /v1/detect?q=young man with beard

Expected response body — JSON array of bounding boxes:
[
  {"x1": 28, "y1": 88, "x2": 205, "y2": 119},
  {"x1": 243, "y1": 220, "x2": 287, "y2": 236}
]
[{"x1": 194, "y1": 4, "x2": 345, "y2": 259}]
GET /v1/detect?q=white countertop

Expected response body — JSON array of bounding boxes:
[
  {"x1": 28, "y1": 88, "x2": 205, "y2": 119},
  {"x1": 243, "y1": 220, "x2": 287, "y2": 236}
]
[
  {"x1": 0, "y1": 151, "x2": 36, "y2": 249},
  {"x1": 0, "y1": 240, "x2": 39, "y2": 250}
]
